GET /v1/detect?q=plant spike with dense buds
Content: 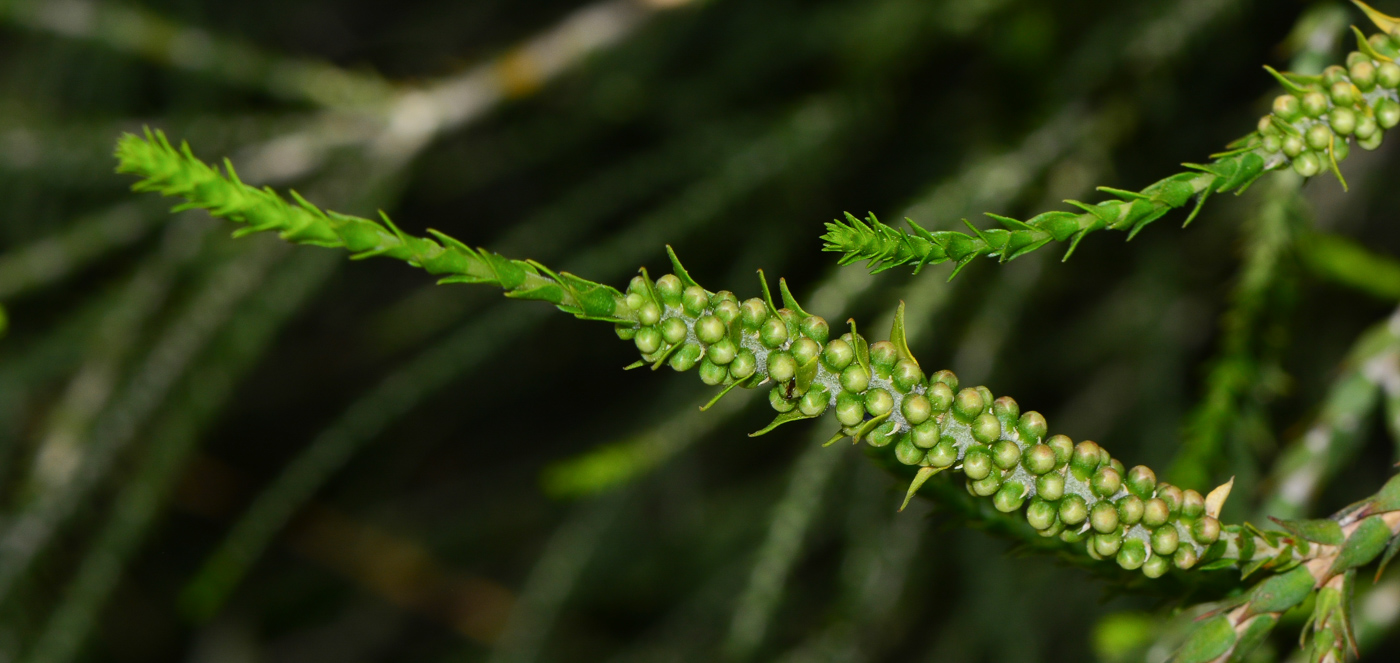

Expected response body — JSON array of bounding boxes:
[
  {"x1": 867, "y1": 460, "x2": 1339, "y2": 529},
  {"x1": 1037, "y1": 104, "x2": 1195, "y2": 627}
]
[{"x1": 822, "y1": 1, "x2": 1400, "y2": 278}]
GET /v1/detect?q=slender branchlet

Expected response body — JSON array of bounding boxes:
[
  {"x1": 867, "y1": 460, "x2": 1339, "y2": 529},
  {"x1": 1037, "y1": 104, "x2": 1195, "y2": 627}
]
[{"x1": 822, "y1": 1, "x2": 1400, "y2": 278}]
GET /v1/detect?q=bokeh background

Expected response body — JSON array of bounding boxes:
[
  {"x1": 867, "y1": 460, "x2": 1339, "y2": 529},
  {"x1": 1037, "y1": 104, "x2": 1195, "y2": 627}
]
[{"x1": 4, "y1": 0, "x2": 1400, "y2": 661}]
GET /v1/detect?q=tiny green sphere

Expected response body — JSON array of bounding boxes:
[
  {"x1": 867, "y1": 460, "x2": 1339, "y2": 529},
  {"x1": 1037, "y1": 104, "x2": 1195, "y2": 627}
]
[
  {"x1": 1174, "y1": 546, "x2": 1198, "y2": 570},
  {"x1": 682, "y1": 285, "x2": 709, "y2": 316},
  {"x1": 1091, "y1": 467, "x2": 1122, "y2": 498},
  {"x1": 1322, "y1": 65, "x2": 1347, "y2": 86},
  {"x1": 927, "y1": 440, "x2": 958, "y2": 467},
  {"x1": 1038, "y1": 519, "x2": 1065, "y2": 539},
  {"x1": 768, "y1": 351, "x2": 797, "y2": 382},
  {"x1": 840, "y1": 364, "x2": 870, "y2": 393},
  {"x1": 1125, "y1": 465, "x2": 1156, "y2": 499},
  {"x1": 1151, "y1": 525, "x2": 1180, "y2": 556},
  {"x1": 1379, "y1": 61, "x2": 1400, "y2": 89},
  {"x1": 1047, "y1": 434, "x2": 1074, "y2": 467},
  {"x1": 790, "y1": 337, "x2": 821, "y2": 366},
  {"x1": 972, "y1": 413, "x2": 1002, "y2": 444},
  {"x1": 1261, "y1": 134, "x2": 1282, "y2": 153},
  {"x1": 1356, "y1": 114, "x2": 1380, "y2": 139},
  {"x1": 760, "y1": 317, "x2": 789, "y2": 348},
  {"x1": 1283, "y1": 135, "x2": 1308, "y2": 161},
  {"x1": 1108, "y1": 457, "x2": 1123, "y2": 475},
  {"x1": 1192, "y1": 516, "x2": 1221, "y2": 544},
  {"x1": 1017, "y1": 411, "x2": 1047, "y2": 445},
  {"x1": 1059, "y1": 528, "x2": 1084, "y2": 544},
  {"x1": 1157, "y1": 485, "x2": 1183, "y2": 515},
  {"x1": 993, "y1": 482, "x2": 1026, "y2": 513},
  {"x1": 616, "y1": 324, "x2": 637, "y2": 341},
  {"x1": 1257, "y1": 115, "x2": 1278, "y2": 136},
  {"x1": 926, "y1": 382, "x2": 954, "y2": 413},
  {"x1": 894, "y1": 436, "x2": 922, "y2": 463},
  {"x1": 769, "y1": 386, "x2": 795, "y2": 412},
  {"x1": 953, "y1": 387, "x2": 985, "y2": 422},
  {"x1": 864, "y1": 388, "x2": 894, "y2": 417},
  {"x1": 1329, "y1": 81, "x2": 1358, "y2": 106},
  {"x1": 1335, "y1": 135, "x2": 1351, "y2": 162},
  {"x1": 930, "y1": 369, "x2": 959, "y2": 391},
  {"x1": 628, "y1": 275, "x2": 648, "y2": 295},
  {"x1": 963, "y1": 448, "x2": 993, "y2": 481},
  {"x1": 867, "y1": 419, "x2": 902, "y2": 447},
  {"x1": 708, "y1": 290, "x2": 738, "y2": 308},
  {"x1": 902, "y1": 394, "x2": 932, "y2": 425},
  {"x1": 1301, "y1": 91, "x2": 1328, "y2": 118},
  {"x1": 714, "y1": 299, "x2": 740, "y2": 325},
  {"x1": 1142, "y1": 498, "x2": 1170, "y2": 528},
  {"x1": 970, "y1": 473, "x2": 1002, "y2": 496},
  {"x1": 729, "y1": 350, "x2": 757, "y2": 380},
  {"x1": 1036, "y1": 472, "x2": 1065, "y2": 501},
  {"x1": 1306, "y1": 123, "x2": 1333, "y2": 151},
  {"x1": 1059, "y1": 495, "x2": 1088, "y2": 525},
  {"x1": 1026, "y1": 499, "x2": 1057, "y2": 530},
  {"x1": 1378, "y1": 98, "x2": 1400, "y2": 129},
  {"x1": 1369, "y1": 33, "x2": 1393, "y2": 54},
  {"x1": 695, "y1": 315, "x2": 725, "y2": 344},
  {"x1": 1116, "y1": 539, "x2": 1147, "y2": 571},
  {"x1": 822, "y1": 338, "x2": 854, "y2": 370},
  {"x1": 911, "y1": 421, "x2": 940, "y2": 448},
  {"x1": 635, "y1": 327, "x2": 662, "y2": 354},
  {"x1": 869, "y1": 341, "x2": 898, "y2": 373},
  {"x1": 698, "y1": 358, "x2": 727, "y2": 385},
  {"x1": 798, "y1": 386, "x2": 829, "y2": 417},
  {"x1": 1351, "y1": 59, "x2": 1378, "y2": 90},
  {"x1": 975, "y1": 386, "x2": 994, "y2": 409},
  {"x1": 835, "y1": 392, "x2": 864, "y2": 427},
  {"x1": 1142, "y1": 555, "x2": 1170, "y2": 579},
  {"x1": 1022, "y1": 444, "x2": 1056, "y2": 475},
  {"x1": 1117, "y1": 495, "x2": 1144, "y2": 527},
  {"x1": 638, "y1": 301, "x2": 662, "y2": 327},
  {"x1": 990, "y1": 439, "x2": 1020, "y2": 470},
  {"x1": 891, "y1": 360, "x2": 923, "y2": 392},
  {"x1": 709, "y1": 338, "x2": 737, "y2": 365},
  {"x1": 1292, "y1": 151, "x2": 1321, "y2": 177},
  {"x1": 1090, "y1": 502, "x2": 1120, "y2": 534},
  {"x1": 1347, "y1": 50, "x2": 1370, "y2": 68},
  {"x1": 992, "y1": 396, "x2": 1019, "y2": 422},
  {"x1": 625, "y1": 292, "x2": 646, "y2": 311},
  {"x1": 739, "y1": 299, "x2": 768, "y2": 329},
  {"x1": 1331, "y1": 107, "x2": 1358, "y2": 136},
  {"x1": 656, "y1": 274, "x2": 683, "y2": 306},
  {"x1": 1070, "y1": 441, "x2": 1102, "y2": 477},
  {"x1": 1093, "y1": 533, "x2": 1123, "y2": 557},
  {"x1": 1273, "y1": 94, "x2": 1302, "y2": 120},
  {"x1": 800, "y1": 315, "x2": 829, "y2": 344},
  {"x1": 1181, "y1": 489, "x2": 1205, "y2": 519},
  {"x1": 1359, "y1": 130, "x2": 1384, "y2": 151}
]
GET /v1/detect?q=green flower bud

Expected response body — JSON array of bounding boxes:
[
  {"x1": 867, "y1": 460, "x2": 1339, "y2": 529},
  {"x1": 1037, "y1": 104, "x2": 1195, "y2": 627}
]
[
  {"x1": 768, "y1": 351, "x2": 796, "y2": 382},
  {"x1": 822, "y1": 338, "x2": 854, "y2": 370},
  {"x1": 1017, "y1": 411, "x2": 1047, "y2": 445},
  {"x1": 1347, "y1": 51, "x2": 1370, "y2": 68},
  {"x1": 1173, "y1": 546, "x2": 1198, "y2": 570},
  {"x1": 1142, "y1": 498, "x2": 1169, "y2": 528},
  {"x1": 1022, "y1": 444, "x2": 1056, "y2": 475},
  {"x1": 993, "y1": 482, "x2": 1026, "y2": 513},
  {"x1": 894, "y1": 436, "x2": 923, "y2": 463},
  {"x1": 1090, "y1": 502, "x2": 1120, "y2": 533},
  {"x1": 616, "y1": 324, "x2": 638, "y2": 341},
  {"x1": 1116, "y1": 539, "x2": 1147, "y2": 571},
  {"x1": 709, "y1": 338, "x2": 737, "y2": 365},
  {"x1": 739, "y1": 299, "x2": 767, "y2": 329},
  {"x1": 699, "y1": 358, "x2": 727, "y2": 385},
  {"x1": 1257, "y1": 115, "x2": 1278, "y2": 136},
  {"x1": 1379, "y1": 61, "x2": 1400, "y2": 89},
  {"x1": 840, "y1": 364, "x2": 870, "y2": 394},
  {"x1": 790, "y1": 337, "x2": 821, "y2": 366},
  {"x1": 868, "y1": 421, "x2": 898, "y2": 448},
  {"x1": 1378, "y1": 98, "x2": 1400, "y2": 129},
  {"x1": 1036, "y1": 472, "x2": 1065, "y2": 501},
  {"x1": 1351, "y1": 59, "x2": 1378, "y2": 90},
  {"x1": 910, "y1": 421, "x2": 939, "y2": 448},
  {"x1": 1125, "y1": 466, "x2": 1156, "y2": 499},
  {"x1": 975, "y1": 386, "x2": 994, "y2": 409},
  {"x1": 926, "y1": 382, "x2": 954, "y2": 413},
  {"x1": 799, "y1": 315, "x2": 829, "y2": 344},
  {"x1": 1151, "y1": 525, "x2": 1180, "y2": 555},
  {"x1": 1292, "y1": 151, "x2": 1321, "y2": 177},
  {"x1": 1334, "y1": 135, "x2": 1351, "y2": 161},
  {"x1": 1059, "y1": 528, "x2": 1085, "y2": 544},
  {"x1": 953, "y1": 388, "x2": 985, "y2": 422},
  {"x1": 730, "y1": 350, "x2": 757, "y2": 380},
  {"x1": 694, "y1": 315, "x2": 725, "y2": 344},
  {"x1": 1282, "y1": 134, "x2": 1305, "y2": 157},
  {"x1": 1091, "y1": 467, "x2": 1122, "y2": 497},
  {"x1": 1117, "y1": 495, "x2": 1144, "y2": 527},
  {"x1": 760, "y1": 317, "x2": 789, "y2": 348},
  {"x1": 626, "y1": 292, "x2": 647, "y2": 311},
  {"x1": 638, "y1": 301, "x2": 662, "y2": 327},
  {"x1": 1329, "y1": 81, "x2": 1358, "y2": 106},
  {"x1": 1306, "y1": 123, "x2": 1333, "y2": 151},
  {"x1": 1192, "y1": 516, "x2": 1221, "y2": 544},
  {"x1": 902, "y1": 394, "x2": 932, "y2": 425},
  {"x1": 869, "y1": 341, "x2": 898, "y2": 369},
  {"x1": 930, "y1": 369, "x2": 959, "y2": 391},
  {"x1": 1157, "y1": 485, "x2": 1183, "y2": 515},
  {"x1": 993, "y1": 396, "x2": 1019, "y2": 422},
  {"x1": 635, "y1": 327, "x2": 662, "y2": 354},
  {"x1": 972, "y1": 413, "x2": 1002, "y2": 444},
  {"x1": 1046, "y1": 434, "x2": 1073, "y2": 467},
  {"x1": 1261, "y1": 134, "x2": 1282, "y2": 153},
  {"x1": 970, "y1": 473, "x2": 1002, "y2": 496},
  {"x1": 864, "y1": 388, "x2": 894, "y2": 417},
  {"x1": 628, "y1": 275, "x2": 648, "y2": 295},
  {"x1": 1108, "y1": 457, "x2": 1123, "y2": 476},
  {"x1": 1322, "y1": 65, "x2": 1347, "y2": 86},
  {"x1": 769, "y1": 386, "x2": 795, "y2": 412},
  {"x1": 1359, "y1": 130, "x2": 1383, "y2": 151},
  {"x1": 708, "y1": 290, "x2": 738, "y2": 307},
  {"x1": 1059, "y1": 495, "x2": 1088, "y2": 525},
  {"x1": 682, "y1": 285, "x2": 708, "y2": 316},
  {"x1": 1356, "y1": 114, "x2": 1380, "y2": 139},
  {"x1": 1142, "y1": 554, "x2": 1170, "y2": 579},
  {"x1": 1273, "y1": 94, "x2": 1302, "y2": 120},
  {"x1": 1181, "y1": 489, "x2": 1205, "y2": 520},
  {"x1": 714, "y1": 299, "x2": 740, "y2": 325},
  {"x1": 963, "y1": 448, "x2": 993, "y2": 481},
  {"x1": 1301, "y1": 91, "x2": 1328, "y2": 118},
  {"x1": 656, "y1": 274, "x2": 683, "y2": 306},
  {"x1": 1070, "y1": 441, "x2": 1102, "y2": 478},
  {"x1": 798, "y1": 386, "x2": 829, "y2": 416},
  {"x1": 892, "y1": 360, "x2": 923, "y2": 392},
  {"x1": 1026, "y1": 498, "x2": 1057, "y2": 530},
  {"x1": 927, "y1": 439, "x2": 958, "y2": 467},
  {"x1": 990, "y1": 439, "x2": 1020, "y2": 470},
  {"x1": 1093, "y1": 532, "x2": 1123, "y2": 557},
  {"x1": 835, "y1": 392, "x2": 864, "y2": 426}
]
